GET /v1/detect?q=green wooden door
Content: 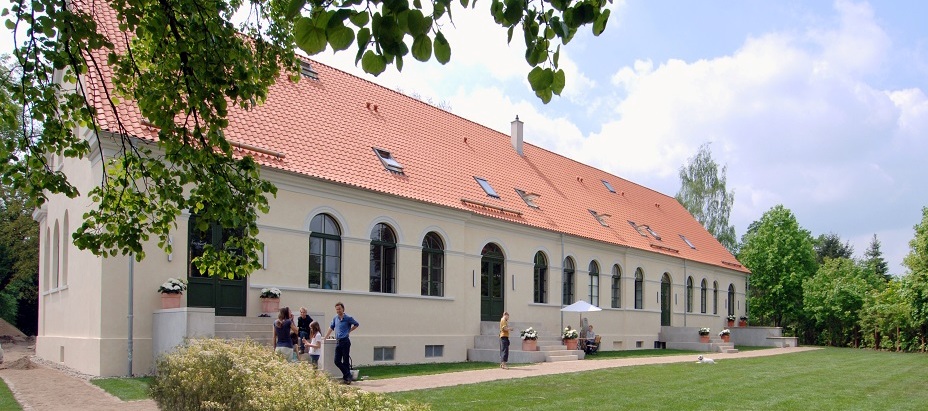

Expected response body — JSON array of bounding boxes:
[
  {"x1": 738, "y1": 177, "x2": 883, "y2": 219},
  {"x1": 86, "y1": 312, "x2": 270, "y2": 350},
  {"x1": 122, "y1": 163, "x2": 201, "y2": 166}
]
[
  {"x1": 661, "y1": 274, "x2": 671, "y2": 326},
  {"x1": 480, "y1": 243, "x2": 505, "y2": 321},
  {"x1": 186, "y1": 218, "x2": 246, "y2": 316}
]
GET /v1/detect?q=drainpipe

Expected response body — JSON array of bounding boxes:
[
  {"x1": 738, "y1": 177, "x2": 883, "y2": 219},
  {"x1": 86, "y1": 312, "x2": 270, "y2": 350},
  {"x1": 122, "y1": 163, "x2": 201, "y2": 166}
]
[
  {"x1": 127, "y1": 254, "x2": 134, "y2": 377},
  {"x1": 559, "y1": 233, "x2": 565, "y2": 332}
]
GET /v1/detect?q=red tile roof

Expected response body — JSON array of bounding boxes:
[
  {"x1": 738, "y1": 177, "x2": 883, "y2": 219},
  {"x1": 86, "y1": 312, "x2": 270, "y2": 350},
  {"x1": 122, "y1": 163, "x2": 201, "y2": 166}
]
[{"x1": 81, "y1": 2, "x2": 748, "y2": 274}]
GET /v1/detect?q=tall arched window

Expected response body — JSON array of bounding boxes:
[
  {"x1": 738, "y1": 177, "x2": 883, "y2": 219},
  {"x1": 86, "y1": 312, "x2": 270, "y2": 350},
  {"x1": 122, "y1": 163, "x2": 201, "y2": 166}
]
[
  {"x1": 700, "y1": 279, "x2": 708, "y2": 313},
  {"x1": 562, "y1": 257, "x2": 575, "y2": 305},
  {"x1": 533, "y1": 252, "x2": 548, "y2": 304},
  {"x1": 588, "y1": 261, "x2": 600, "y2": 306},
  {"x1": 52, "y1": 221, "x2": 60, "y2": 289},
  {"x1": 421, "y1": 232, "x2": 444, "y2": 296},
  {"x1": 611, "y1": 264, "x2": 621, "y2": 308},
  {"x1": 713, "y1": 281, "x2": 719, "y2": 315},
  {"x1": 43, "y1": 228, "x2": 50, "y2": 291},
  {"x1": 727, "y1": 284, "x2": 736, "y2": 316},
  {"x1": 62, "y1": 212, "x2": 69, "y2": 286},
  {"x1": 309, "y1": 213, "x2": 342, "y2": 289},
  {"x1": 686, "y1": 276, "x2": 694, "y2": 313},
  {"x1": 370, "y1": 223, "x2": 397, "y2": 293},
  {"x1": 634, "y1": 267, "x2": 644, "y2": 309}
]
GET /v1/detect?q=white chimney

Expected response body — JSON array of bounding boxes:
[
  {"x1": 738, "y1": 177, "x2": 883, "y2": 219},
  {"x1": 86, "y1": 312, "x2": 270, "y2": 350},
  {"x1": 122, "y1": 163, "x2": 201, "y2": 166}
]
[{"x1": 511, "y1": 115, "x2": 524, "y2": 156}]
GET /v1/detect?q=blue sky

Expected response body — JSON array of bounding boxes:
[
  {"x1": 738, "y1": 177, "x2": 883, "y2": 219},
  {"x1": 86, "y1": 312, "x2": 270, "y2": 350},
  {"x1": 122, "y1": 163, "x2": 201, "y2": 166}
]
[{"x1": 4, "y1": 1, "x2": 926, "y2": 274}]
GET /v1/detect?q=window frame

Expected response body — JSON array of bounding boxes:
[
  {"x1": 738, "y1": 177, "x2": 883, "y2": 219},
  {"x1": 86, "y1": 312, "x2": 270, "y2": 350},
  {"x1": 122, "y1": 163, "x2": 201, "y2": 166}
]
[
  {"x1": 588, "y1": 261, "x2": 600, "y2": 307},
  {"x1": 309, "y1": 213, "x2": 342, "y2": 290},
  {"x1": 562, "y1": 257, "x2": 575, "y2": 305},
  {"x1": 634, "y1": 268, "x2": 644, "y2": 309},
  {"x1": 611, "y1": 264, "x2": 621, "y2": 308},
  {"x1": 421, "y1": 232, "x2": 445, "y2": 297},
  {"x1": 533, "y1": 251, "x2": 548, "y2": 304},
  {"x1": 370, "y1": 223, "x2": 398, "y2": 294}
]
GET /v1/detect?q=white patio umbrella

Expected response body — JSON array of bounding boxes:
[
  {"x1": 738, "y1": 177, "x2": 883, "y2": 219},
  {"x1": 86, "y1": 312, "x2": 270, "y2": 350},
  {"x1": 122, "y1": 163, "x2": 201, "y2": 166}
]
[{"x1": 560, "y1": 300, "x2": 602, "y2": 334}]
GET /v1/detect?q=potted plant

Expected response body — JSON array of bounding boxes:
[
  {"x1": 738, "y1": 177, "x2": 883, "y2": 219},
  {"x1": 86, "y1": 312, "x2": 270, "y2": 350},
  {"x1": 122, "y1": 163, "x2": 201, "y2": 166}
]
[
  {"x1": 738, "y1": 316, "x2": 748, "y2": 327},
  {"x1": 520, "y1": 327, "x2": 539, "y2": 351},
  {"x1": 157, "y1": 278, "x2": 187, "y2": 309},
  {"x1": 562, "y1": 327, "x2": 580, "y2": 350},
  {"x1": 260, "y1": 287, "x2": 281, "y2": 314},
  {"x1": 698, "y1": 327, "x2": 711, "y2": 343},
  {"x1": 726, "y1": 314, "x2": 735, "y2": 327},
  {"x1": 719, "y1": 328, "x2": 731, "y2": 342}
]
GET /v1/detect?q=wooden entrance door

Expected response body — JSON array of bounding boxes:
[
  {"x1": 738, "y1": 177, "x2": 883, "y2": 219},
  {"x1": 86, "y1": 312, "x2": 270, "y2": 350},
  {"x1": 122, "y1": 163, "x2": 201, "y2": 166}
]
[{"x1": 480, "y1": 243, "x2": 505, "y2": 321}]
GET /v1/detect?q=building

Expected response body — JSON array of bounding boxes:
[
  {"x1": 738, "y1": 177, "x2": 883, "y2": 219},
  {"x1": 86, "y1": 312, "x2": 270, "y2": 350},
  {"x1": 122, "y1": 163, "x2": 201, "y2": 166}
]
[{"x1": 34, "y1": 8, "x2": 750, "y2": 377}]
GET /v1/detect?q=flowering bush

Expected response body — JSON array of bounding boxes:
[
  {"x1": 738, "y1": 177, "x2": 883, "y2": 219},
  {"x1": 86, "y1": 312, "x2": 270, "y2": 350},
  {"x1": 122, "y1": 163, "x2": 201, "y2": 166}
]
[
  {"x1": 520, "y1": 327, "x2": 538, "y2": 340},
  {"x1": 157, "y1": 278, "x2": 187, "y2": 294},
  {"x1": 719, "y1": 329, "x2": 731, "y2": 336},
  {"x1": 562, "y1": 327, "x2": 579, "y2": 339},
  {"x1": 260, "y1": 287, "x2": 281, "y2": 298},
  {"x1": 726, "y1": 315, "x2": 736, "y2": 322},
  {"x1": 698, "y1": 327, "x2": 711, "y2": 336}
]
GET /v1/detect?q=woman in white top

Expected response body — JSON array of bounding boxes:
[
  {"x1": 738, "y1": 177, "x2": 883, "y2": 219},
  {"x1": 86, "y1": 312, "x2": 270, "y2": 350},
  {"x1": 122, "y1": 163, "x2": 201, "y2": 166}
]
[{"x1": 307, "y1": 321, "x2": 323, "y2": 368}]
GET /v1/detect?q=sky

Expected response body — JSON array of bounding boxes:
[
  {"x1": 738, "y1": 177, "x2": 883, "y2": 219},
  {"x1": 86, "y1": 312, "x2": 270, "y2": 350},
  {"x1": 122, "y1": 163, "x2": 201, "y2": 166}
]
[{"x1": 3, "y1": 0, "x2": 926, "y2": 274}]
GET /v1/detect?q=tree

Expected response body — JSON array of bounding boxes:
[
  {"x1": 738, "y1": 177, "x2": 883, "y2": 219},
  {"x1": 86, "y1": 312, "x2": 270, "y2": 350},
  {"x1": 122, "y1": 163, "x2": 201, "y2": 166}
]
[
  {"x1": 738, "y1": 205, "x2": 817, "y2": 331},
  {"x1": 802, "y1": 257, "x2": 882, "y2": 347},
  {"x1": 863, "y1": 234, "x2": 891, "y2": 281},
  {"x1": 859, "y1": 280, "x2": 910, "y2": 351},
  {"x1": 902, "y1": 207, "x2": 928, "y2": 350},
  {"x1": 813, "y1": 232, "x2": 854, "y2": 265},
  {"x1": 1, "y1": 0, "x2": 611, "y2": 280},
  {"x1": 675, "y1": 143, "x2": 737, "y2": 253}
]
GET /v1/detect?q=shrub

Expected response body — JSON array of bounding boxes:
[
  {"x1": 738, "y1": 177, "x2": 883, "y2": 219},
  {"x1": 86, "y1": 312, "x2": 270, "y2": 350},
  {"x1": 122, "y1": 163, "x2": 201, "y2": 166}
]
[{"x1": 150, "y1": 338, "x2": 429, "y2": 411}]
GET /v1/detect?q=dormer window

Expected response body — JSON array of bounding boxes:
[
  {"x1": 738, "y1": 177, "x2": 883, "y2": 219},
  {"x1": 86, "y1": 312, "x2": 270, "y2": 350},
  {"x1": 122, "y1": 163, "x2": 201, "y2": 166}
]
[
  {"x1": 373, "y1": 147, "x2": 404, "y2": 173},
  {"x1": 515, "y1": 189, "x2": 540, "y2": 208},
  {"x1": 680, "y1": 234, "x2": 696, "y2": 249},
  {"x1": 474, "y1": 177, "x2": 500, "y2": 199},
  {"x1": 300, "y1": 60, "x2": 319, "y2": 80},
  {"x1": 589, "y1": 209, "x2": 610, "y2": 227},
  {"x1": 602, "y1": 180, "x2": 616, "y2": 193}
]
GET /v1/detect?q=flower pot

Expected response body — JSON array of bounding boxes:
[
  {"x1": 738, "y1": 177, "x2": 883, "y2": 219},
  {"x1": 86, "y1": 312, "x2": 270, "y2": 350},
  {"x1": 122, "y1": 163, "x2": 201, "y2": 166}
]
[
  {"x1": 699, "y1": 335, "x2": 710, "y2": 343},
  {"x1": 161, "y1": 293, "x2": 182, "y2": 309},
  {"x1": 522, "y1": 339, "x2": 538, "y2": 351},
  {"x1": 564, "y1": 338, "x2": 579, "y2": 350},
  {"x1": 738, "y1": 320, "x2": 747, "y2": 327},
  {"x1": 721, "y1": 335, "x2": 731, "y2": 343},
  {"x1": 727, "y1": 320, "x2": 735, "y2": 327},
  {"x1": 261, "y1": 297, "x2": 280, "y2": 314}
]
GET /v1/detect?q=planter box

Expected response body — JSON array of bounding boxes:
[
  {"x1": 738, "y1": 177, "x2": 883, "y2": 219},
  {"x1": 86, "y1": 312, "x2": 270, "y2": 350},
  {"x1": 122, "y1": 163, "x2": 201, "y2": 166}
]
[
  {"x1": 161, "y1": 293, "x2": 182, "y2": 309},
  {"x1": 521, "y1": 339, "x2": 538, "y2": 351}
]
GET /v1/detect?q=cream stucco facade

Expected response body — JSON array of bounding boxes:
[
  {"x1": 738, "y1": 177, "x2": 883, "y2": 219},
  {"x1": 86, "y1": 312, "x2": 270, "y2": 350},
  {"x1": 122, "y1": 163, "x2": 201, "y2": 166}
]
[{"x1": 36, "y1": 131, "x2": 749, "y2": 377}]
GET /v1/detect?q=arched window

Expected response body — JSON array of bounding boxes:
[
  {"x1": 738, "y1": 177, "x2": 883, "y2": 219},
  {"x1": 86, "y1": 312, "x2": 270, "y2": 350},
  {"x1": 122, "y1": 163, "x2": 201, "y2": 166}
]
[
  {"x1": 686, "y1": 276, "x2": 694, "y2": 313},
  {"x1": 588, "y1": 261, "x2": 600, "y2": 306},
  {"x1": 728, "y1": 284, "x2": 736, "y2": 316},
  {"x1": 634, "y1": 267, "x2": 644, "y2": 309},
  {"x1": 700, "y1": 279, "x2": 708, "y2": 314},
  {"x1": 43, "y1": 228, "x2": 50, "y2": 291},
  {"x1": 611, "y1": 264, "x2": 621, "y2": 308},
  {"x1": 421, "y1": 232, "x2": 444, "y2": 296},
  {"x1": 309, "y1": 213, "x2": 341, "y2": 289},
  {"x1": 370, "y1": 223, "x2": 397, "y2": 293},
  {"x1": 562, "y1": 257, "x2": 575, "y2": 305},
  {"x1": 62, "y1": 212, "x2": 69, "y2": 286},
  {"x1": 52, "y1": 221, "x2": 60, "y2": 289},
  {"x1": 713, "y1": 281, "x2": 719, "y2": 315},
  {"x1": 533, "y1": 252, "x2": 548, "y2": 304}
]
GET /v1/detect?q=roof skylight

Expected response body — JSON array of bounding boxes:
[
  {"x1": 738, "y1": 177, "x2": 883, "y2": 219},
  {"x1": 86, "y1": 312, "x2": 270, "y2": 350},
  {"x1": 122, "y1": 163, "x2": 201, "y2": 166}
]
[
  {"x1": 589, "y1": 209, "x2": 611, "y2": 227},
  {"x1": 628, "y1": 221, "x2": 648, "y2": 237},
  {"x1": 515, "y1": 189, "x2": 540, "y2": 208},
  {"x1": 680, "y1": 234, "x2": 696, "y2": 249},
  {"x1": 474, "y1": 177, "x2": 500, "y2": 198},
  {"x1": 644, "y1": 225, "x2": 661, "y2": 241},
  {"x1": 602, "y1": 180, "x2": 616, "y2": 193},
  {"x1": 373, "y1": 147, "x2": 404, "y2": 173}
]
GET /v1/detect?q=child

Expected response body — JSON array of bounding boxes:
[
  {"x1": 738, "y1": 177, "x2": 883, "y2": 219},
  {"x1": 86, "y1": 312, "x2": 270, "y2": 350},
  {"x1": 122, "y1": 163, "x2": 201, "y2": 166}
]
[{"x1": 306, "y1": 321, "x2": 323, "y2": 368}]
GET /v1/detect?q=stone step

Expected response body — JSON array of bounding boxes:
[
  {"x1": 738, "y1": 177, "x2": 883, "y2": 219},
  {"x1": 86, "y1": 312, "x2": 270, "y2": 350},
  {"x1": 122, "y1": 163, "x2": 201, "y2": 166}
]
[{"x1": 546, "y1": 354, "x2": 579, "y2": 362}]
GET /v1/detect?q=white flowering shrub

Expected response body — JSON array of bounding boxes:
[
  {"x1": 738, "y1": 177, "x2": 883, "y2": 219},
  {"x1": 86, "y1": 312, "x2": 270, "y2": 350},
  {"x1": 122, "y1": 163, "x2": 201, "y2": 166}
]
[{"x1": 151, "y1": 338, "x2": 429, "y2": 411}]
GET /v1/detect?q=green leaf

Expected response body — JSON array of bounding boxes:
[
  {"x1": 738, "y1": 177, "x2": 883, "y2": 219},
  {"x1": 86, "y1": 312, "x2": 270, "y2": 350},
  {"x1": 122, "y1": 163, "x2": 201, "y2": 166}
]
[
  {"x1": 535, "y1": 87, "x2": 553, "y2": 104},
  {"x1": 349, "y1": 11, "x2": 369, "y2": 27},
  {"x1": 552, "y1": 69, "x2": 566, "y2": 95},
  {"x1": 503, "y1": 0, "x2": 523, "y2": 25},
  {"x1": 507, "y1": 26, "x2": 514, "y2": 44},
  {"x1": 4, "y1": 19, "x2": 14, "y2": 30},
  {"x1": 407, "y1": 9, "x2": 430, "y2": 36},
  {"x1": 294, "y1": 17, "x2": 328, "y2": 55},
  {"x1": 553, "y1": 45, "x2": 560, "y2": 67},
  {"x1": 527, "y1": 67, "x2": 553, "y2": 90},
  {"x1": 286, "y1": 0, "x2": 306, "y2": 19},
  {"x1": 361, "y1": 50, "x2": 388, "y2": 75},
  {"x1": 593, "y1": 9, "x2": 610, "y2": 36},
  {"x1": 327, "y1": 25, "x2": 355, "y2": 51},
  {"x1": 411, "y1": 34, "x2": 432, "y2": 62},
  {"x1": 433, "y1": 31, "x2": 451, "y2": 64}
]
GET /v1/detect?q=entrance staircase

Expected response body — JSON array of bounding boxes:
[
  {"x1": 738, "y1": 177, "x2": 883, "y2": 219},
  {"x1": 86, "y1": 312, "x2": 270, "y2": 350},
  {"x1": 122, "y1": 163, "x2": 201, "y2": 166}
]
[
  {"x1": 214, "y1": 315, "x2": 275, "y2": 346},
  {"x1": 466, "y1": 321, "x2": 585, "y2": 364}
]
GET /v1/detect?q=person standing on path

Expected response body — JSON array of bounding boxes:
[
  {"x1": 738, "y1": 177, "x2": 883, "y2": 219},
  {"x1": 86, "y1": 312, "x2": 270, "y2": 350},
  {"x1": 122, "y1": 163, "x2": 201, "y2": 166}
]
[
  {"x1": 324, "y1": 301, "x2": 359, "y2": 384},
  {"x1": 499, "y1": 311, "x2": 512, "y2": 369}
]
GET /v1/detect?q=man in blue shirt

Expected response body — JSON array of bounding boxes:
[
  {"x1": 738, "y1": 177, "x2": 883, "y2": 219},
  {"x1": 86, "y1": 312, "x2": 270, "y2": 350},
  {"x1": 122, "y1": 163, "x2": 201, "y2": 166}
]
[{"x1": 324, "y1": 301, "x2": 360, "y2": 384}]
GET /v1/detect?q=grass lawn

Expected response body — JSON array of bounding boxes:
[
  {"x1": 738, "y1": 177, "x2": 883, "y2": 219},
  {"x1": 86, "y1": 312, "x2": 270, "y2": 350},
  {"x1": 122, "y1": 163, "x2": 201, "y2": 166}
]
[
  {"x1": 0, "y1": 378, "x2": 22, "y2": 410},
  {"x1": 387, "y1": 348, "x2": 928, "y2": 410},
  {"x1": 90, "y1": 376, "x2": 153, "y2": 401}
]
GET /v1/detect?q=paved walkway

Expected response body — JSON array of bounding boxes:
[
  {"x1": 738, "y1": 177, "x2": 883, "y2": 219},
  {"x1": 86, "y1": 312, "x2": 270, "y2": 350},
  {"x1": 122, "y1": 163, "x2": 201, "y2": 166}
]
[{"x1": 0, "y1": 341, "x2": 817, "y2": 409}]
